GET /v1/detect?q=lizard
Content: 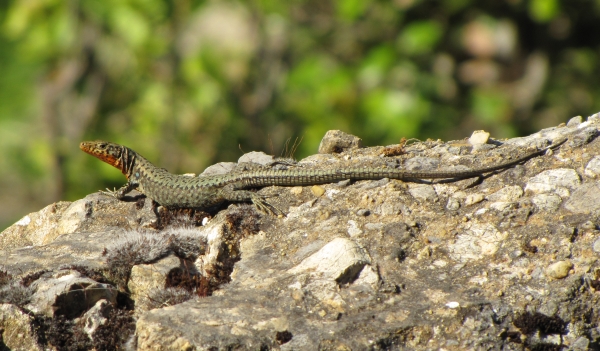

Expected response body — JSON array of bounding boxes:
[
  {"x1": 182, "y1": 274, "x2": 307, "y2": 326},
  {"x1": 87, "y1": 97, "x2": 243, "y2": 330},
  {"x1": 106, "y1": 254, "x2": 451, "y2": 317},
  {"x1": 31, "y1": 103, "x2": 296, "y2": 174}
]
[{"x1": 80, "y1": 138, "x2": 566, "y2": 215}]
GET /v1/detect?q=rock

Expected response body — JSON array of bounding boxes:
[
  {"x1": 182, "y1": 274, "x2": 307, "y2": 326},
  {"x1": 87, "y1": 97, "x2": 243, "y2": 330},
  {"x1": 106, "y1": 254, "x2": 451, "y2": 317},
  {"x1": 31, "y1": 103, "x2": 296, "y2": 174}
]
[
  {"x1": 546, "y1": 260, "x2": 573, "y2": 279},
  {"x1": 0, "y1": 201, "x2": 71, "y2": 250},
  {"x1": 354, "y1": 265, "x2": 380, "y2": 288},
  {"x1": 135, "y1": 295, "x2": 293, "y2": 351},
  {"x1": 238, "y1": 151, "x2": 275, "y2": 165},
  {"x1": 581, "y1": 220, "x2": 597, "y2": 230},
  {"x1": 201, "y1": 162, "x2": 236, "y2": 176},
  {"x1": 584, "y1": 156, "x2": 600, "y2": 177},
  {"x1": 564, "y1": 183, "x2": 600, "y2": 214},
  {"x1": 593, "y1": 238, "x2": 600, "y2": 253},
  {"x1": 524, "y1": 168, "x2": 581, "y2": 197},
  {"x1": 489, "y1": 201, "x2": 514, "y2": 211},
  {"x1": 531, "y1": 193, "x2": 562, "y2": 212},
  {"x1": 81, "y1": 299, "x2": 113, "y2": 339},
  {"x1": 572, "y1": 336, "x2": 590, "y2": 350},
  {"x1": 465, "y1": 193, "x2": 485, "y2": 206},
  {"x1": 289, "y1": 186, "x2": 303, "y2": 195},
  {"x1": 311, "y1": 185, "x2": 325, "y2": 197},
  {"x1": 318, "y1": 130, "x2": 363, "y2": 154},
  {"x1": 347, "y1": 220, "x2": 363, "y2": 237},
  {"x1": 486, "y1": 185, "x2": 523, "y2": 202},
  {"x1": 445, "y1": 301, "x2": 460, "y2": 308},
  {"x1": 567, "y1": 115, "x2": 582, "y2": 127},
  {"x1": 449, "y1": 222, "x2": 506, "y2": 262},
  {"x1": 56, "y1": 199, "x2": 93, "y2": 238},
  {"x1": 302, "y1": 279, "x2": 346, "y2": 309},
  {"x1": 408, "y1": 184, "x2": 438, "y2": 202},
  {"x1": 0, "y1": 303, "x2": 43, "y2": 351},
  {"x1": 136, "y1": 287, "x2": 194, "y2": 312},
  {"x1": 356, "y1": 209, "x2": 370, "y2": 216},
  {"x1": 446, "y1": 197, "x2": 460, "y2": 210},
  {"x1": 280, "y1": 334, "x2": 317, "y2": 350},
  {"x1": 4, "y1": 120, "x2": 600, "y2": 349},
  {"x1": 287, "y1": 237, "x2": 370, "y2": 283},
  {"x1": 568, "y1": 126, "x2": 597, "y2": 148},
  {"x1": 404, "y1": 157, "x2": 440, "y2": 171},
  {"x1": 25, "y1": 270, "x2": 118, "y2": 318},
  {"x1": 128, "y1": 255, "x2": 183, "y2": 302},
  {"x1": 468, "y1": 130, "x2": 490, "y2": 145}
]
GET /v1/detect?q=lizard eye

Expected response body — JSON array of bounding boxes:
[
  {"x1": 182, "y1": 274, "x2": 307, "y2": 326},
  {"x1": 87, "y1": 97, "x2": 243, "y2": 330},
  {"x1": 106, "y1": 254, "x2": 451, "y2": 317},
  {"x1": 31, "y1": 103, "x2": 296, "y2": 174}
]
[{"x1": 98, "y1": 143, "x2": 107, "y2": 149}]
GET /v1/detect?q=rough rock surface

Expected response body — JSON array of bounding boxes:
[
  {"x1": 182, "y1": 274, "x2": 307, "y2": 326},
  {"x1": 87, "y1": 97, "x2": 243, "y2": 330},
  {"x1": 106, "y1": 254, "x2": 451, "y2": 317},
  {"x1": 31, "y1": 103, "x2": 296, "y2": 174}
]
[{"x1": 3, "y1": 113, "x2": 600, "y2": 350}]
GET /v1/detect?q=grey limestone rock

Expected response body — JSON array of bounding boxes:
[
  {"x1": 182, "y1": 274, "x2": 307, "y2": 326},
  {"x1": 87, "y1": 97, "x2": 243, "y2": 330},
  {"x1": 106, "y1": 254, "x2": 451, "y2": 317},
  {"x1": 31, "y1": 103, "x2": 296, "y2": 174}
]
[
  {"x1": 25, "y1": 270, "x2": 118, "y2": 319},
  {"x1": 2, "y1": 113, "x2": 600, "y2": 350},
  {"x1": 564, "y1": 183, "x2": 600, "y2": 214},
  {"x1": 468, "y1": 130, "x2": 490, "y2": 145},
  {"x1": 318, "y1": 129, "x2": 363, "y2": 154},
  {"x1": 584, "y1": 155, "x2": 600, "y2": 177},
  {"x1": 0, "y1": 304, "x2": 43, "y2": 351},
  {"x1": 567, "y1": 115, "x2": 583, "y2": 127},
  {"x1": 201, "y1": 161, "x2": 237, "y2": 176},
  {"x1": 238, "y1": 150, "x2": 275, "y2": 165}
]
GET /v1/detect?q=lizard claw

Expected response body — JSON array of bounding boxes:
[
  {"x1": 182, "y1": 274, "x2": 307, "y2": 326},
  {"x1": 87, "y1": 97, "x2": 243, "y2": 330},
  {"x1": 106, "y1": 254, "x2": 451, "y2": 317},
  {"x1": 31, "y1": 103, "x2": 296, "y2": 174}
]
[{"x1": 99, "y1": 187, "x2": 119, "y2": 197}]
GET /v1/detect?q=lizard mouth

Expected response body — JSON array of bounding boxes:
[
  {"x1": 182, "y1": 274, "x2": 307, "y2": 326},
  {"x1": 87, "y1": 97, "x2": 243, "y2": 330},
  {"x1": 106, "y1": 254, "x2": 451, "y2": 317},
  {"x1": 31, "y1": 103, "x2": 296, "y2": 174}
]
[{"x1": 79, "y1": 141, "x2": 122, "y2": 169}]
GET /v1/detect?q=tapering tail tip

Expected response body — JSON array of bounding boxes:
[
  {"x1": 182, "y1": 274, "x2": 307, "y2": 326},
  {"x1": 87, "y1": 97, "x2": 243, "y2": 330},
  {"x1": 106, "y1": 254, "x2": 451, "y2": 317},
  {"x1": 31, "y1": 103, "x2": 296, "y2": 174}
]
[{"x1": 549, "y1": 137, "x2": 568, "y2": 150}]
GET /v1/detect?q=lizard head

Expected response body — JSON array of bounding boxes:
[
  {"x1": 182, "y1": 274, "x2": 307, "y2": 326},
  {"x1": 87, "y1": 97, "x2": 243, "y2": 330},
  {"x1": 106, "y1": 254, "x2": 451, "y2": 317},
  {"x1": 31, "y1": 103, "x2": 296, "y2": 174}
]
[{"x1": 80, "y1": 141, "x2": 130, "y2": 175}]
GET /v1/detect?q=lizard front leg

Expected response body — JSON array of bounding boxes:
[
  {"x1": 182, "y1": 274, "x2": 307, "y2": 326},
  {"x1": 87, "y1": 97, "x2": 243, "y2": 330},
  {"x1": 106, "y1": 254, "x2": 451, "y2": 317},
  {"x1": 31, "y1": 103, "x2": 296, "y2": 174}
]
[{"x1": 100, "y1": 180, "x2": 138, "y2": 200}]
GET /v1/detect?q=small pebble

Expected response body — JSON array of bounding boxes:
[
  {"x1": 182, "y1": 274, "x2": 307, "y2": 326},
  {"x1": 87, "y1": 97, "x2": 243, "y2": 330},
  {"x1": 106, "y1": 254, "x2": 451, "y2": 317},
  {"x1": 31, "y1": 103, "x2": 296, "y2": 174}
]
[
  {"x1": 446, "y1": 198, "x2": 460, "y2": 211},
  {"x1": 318, "y1": 130, "x2": 363, "y2": 154},
  {"x1": 510, "y1": 250, "x2": 524, "y2": 259},
  {"x1": 465, "y1": 193, "x2": 485, "y2": 206},
  {"x1": 546, "y1": 260, "x2": 573, "y2": 279},
  {"x1": 468, "y1": 130, "x2": 490, "y2": 146},
  {"x1": 584, "y1": 156, "x2": 600, "y2": 178},
  {"x1": 525, "y1": 169, "x2": 581, "y2": 192},
  {"x1": 311, "y1": 185, "x2": 326, "y2": 197},
  {"x1": 337, "y1": 179, "x2": 351, "y2": 187},
  {"x1": 347, "y1": 220, "x2": 363, "y2": 237},
  {"x1": 238, "y1": 151, "x2": 275, "y2": 165},
  {"x1": 592, "y1": 238, "x2": 600, "y2": 253},
  {"x1": 566, "y1": 115, "x2": 583, "y2": 127},
  {"x1": 417, "y1": 246, "x2": 431, "y2": 259},
  {"x1": 589, "y1": 112, "x2": 600, "y2": 122},
  {"x1": 486, "y1": 185, "x2": 523, "y2": 202},
  {"x1": 445, "y1": 301, "x2": 460, "y2": 309},
  {"x1": 489, "y1": 202, "x2": 514, "y2": 211},
  {"x1": 531, "y1": 193, "x2": 562, "y2": 212},
  {"x1": 290, "y1": 186, "x2": 303, "y2": 195},
  {"x1": 356, "y1": 209, "x2": 370, "y2": 216},
  {"x1": 582, "y1": 220, "x2": 597, "y2": 230}
]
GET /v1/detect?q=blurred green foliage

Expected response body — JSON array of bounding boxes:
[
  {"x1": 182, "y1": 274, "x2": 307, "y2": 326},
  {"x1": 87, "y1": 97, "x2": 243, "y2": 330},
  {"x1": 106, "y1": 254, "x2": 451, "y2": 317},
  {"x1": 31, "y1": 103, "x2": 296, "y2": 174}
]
[{"x1": 1, "y1": 0, "x2": 600, "y2": 230}]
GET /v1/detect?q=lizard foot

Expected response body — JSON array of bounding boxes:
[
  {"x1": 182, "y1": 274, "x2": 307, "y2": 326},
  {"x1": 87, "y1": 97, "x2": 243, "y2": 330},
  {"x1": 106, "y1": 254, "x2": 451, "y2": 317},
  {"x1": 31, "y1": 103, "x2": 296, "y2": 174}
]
[{"x1": 250, "y1": 194, "x2": 285, "y2": 216}]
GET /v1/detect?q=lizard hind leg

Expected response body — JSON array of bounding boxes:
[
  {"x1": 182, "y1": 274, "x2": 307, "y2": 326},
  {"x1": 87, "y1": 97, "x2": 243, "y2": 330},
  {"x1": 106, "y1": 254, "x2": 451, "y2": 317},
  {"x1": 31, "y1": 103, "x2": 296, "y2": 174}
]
[{"x1": 220, "y1": 187, "x2": 284, "y2": 216}]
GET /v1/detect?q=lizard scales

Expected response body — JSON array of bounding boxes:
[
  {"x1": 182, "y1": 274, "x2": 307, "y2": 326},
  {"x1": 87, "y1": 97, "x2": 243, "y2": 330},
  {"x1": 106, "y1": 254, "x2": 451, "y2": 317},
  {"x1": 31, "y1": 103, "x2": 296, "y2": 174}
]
[{"x1": 80, "y1": 140, "x2": 564, "y2": 213}]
